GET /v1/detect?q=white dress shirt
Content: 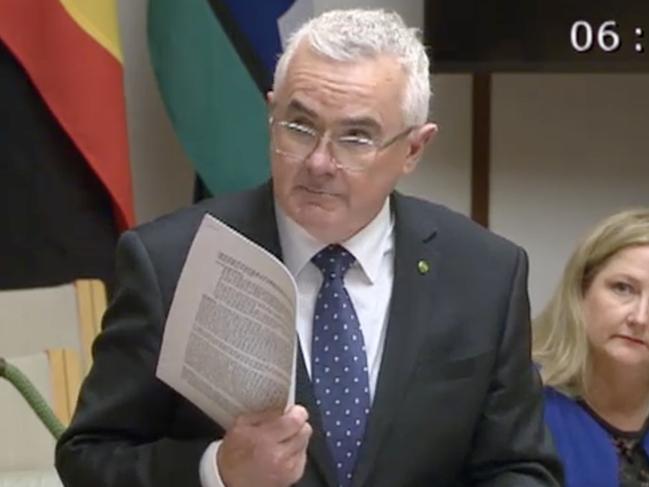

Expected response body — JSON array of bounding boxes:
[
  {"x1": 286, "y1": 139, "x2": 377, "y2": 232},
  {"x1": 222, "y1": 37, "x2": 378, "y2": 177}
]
[{"x1": 200, "y1": 198, "x2": 395, "y2": 487}]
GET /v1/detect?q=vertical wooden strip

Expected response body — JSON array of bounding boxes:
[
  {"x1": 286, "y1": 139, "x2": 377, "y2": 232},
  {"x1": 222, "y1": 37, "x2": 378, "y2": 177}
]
[
  {"x1": 48, "y1": 348, "x2": 82, "y2": 425},
  {"x1": 62, "y1": 349, "x2": 82, "y2": 420},
  {"x1": 90, "y1": 279, "x2": 107, "y2": 337},
  {"x1": 75, "y1": 280, "x2": 96, "y2": 373},
  {"x1": 48, "y1": 349, "x2": 69, "y2": 424},
  {"x1": 471, "y1": 73, "x2": 492, "y2": 228}
]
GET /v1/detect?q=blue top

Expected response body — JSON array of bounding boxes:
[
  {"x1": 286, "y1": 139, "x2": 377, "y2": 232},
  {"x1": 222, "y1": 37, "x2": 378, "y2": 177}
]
[{"x1": 544, "y1": 387, "x2": 649, "y2": 486}]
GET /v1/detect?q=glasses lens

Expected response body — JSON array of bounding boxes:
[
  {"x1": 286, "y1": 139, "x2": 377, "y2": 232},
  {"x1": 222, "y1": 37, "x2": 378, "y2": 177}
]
[
  {"x1": 331, "y1": 139, "x2": 375, "y2": 172},
  {"x1": 274, "y1": 121, "x2": 316, "y2": 161},
  {"x1": 272, "y1": 120, "x2": 378, "y2": 172}
]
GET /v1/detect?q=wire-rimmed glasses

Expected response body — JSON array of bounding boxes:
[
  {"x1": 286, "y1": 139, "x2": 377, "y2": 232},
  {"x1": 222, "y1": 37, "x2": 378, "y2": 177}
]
[{"x1": 270, "y1": 118, "x2": 413, "y2": 172}]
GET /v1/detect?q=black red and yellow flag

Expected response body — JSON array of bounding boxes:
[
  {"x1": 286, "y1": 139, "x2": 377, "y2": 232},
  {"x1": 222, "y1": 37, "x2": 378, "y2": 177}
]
[{"x1": 0, "y1": 0, "x2": 134, "y2": 289}]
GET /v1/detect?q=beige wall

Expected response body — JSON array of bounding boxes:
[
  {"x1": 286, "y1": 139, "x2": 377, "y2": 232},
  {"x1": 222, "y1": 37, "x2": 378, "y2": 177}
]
[
  {"x1": 399, "y1": 74, "x2": 472, "y2": 216},
  {"x1": 490, "y1": 74, "x2": 649, "y2": 315},
  {"x1": 118, "y1": 0, "x2": 195, "y2": 223}
]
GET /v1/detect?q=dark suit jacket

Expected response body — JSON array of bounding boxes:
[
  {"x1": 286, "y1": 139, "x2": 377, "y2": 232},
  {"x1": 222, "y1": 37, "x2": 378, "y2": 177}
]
[{"x1": 56, "y1": 183, "x2": 562, "y2": 487}]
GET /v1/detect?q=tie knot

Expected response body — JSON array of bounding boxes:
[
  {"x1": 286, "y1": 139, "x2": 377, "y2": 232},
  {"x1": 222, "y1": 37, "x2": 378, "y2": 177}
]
[{"x1": 311, "y1": 244, "x2": 356, "y2": 280}]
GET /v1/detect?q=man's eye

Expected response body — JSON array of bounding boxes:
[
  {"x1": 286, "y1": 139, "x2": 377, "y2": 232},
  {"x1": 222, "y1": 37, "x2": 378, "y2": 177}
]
[
  {"x1": 338, "y1": 131, "x2": 374, "y2": 146},
  {"x1": 284, "y1": 121, "x2": 315, "y2": 136}
]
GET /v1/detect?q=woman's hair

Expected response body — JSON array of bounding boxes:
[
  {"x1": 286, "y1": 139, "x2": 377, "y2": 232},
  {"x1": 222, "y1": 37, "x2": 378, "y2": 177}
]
[
  {"x1": 273, "y1": 9, "x2": 431, "y2": 126},
  {"x1": 532, "y1": 208, "x2": 649, "y2": 397}
]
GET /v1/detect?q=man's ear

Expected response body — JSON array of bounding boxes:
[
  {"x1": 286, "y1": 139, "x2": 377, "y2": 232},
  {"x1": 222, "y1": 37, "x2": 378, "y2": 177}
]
[
  {"x1": 403, "y1": 122, "x2": 438, "y2": 174},
  {"x1": 267, "y1": 91, "x2": 275, "y2": 106}
]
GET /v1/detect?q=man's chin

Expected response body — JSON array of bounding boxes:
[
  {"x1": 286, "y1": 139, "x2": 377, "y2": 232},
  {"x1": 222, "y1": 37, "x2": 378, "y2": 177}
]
[
  {"x1": 294, "y1": 207, "x2": 348, "y2": 242},
  {"x1": 298, "y1": 205, "x2": 338, "y2": 223}
]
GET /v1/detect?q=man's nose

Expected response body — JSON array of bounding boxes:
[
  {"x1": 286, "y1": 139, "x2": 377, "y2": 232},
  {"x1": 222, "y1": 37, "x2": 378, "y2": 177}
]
[{"x1": 303, "y1": 135, "x2": 337, "y2": 175}]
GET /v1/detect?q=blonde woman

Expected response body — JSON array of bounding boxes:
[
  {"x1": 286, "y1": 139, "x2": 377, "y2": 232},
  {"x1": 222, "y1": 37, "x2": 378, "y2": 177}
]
[{"x1": 534, "y1": 209, "x2": 649, "y2": 487}]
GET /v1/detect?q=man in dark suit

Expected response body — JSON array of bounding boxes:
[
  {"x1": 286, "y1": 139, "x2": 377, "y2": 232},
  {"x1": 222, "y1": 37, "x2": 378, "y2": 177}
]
[{"x1": 56, "y1": 9, "x2": 562, "y2": 487}]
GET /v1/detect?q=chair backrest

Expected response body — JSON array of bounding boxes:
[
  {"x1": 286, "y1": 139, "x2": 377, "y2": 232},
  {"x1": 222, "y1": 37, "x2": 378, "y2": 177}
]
[
  {"x1": 0, "y1": 469, "x2": 62, "y2": 487},
  {"x1": 0, "y1": 279, "x2": 106, "y2": 374},
  {"x1": 0, "y1": 349, "x2": 81, "y2": 471}
]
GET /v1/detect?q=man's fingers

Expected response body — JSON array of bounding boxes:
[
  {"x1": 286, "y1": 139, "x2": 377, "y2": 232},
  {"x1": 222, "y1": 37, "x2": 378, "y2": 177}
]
[
  {"x1": 233, "y1": 408, "x2": 284, "y2": 427},
  {"x1": 233, "y1": 405, "x2": 308, "y2": 427},
  {"x1": 263, "y1": 405, "x2": 309, "y2": 442},
  {"x1": 281, "y1": 421, "x2": 313, "y2": 457},
  {"x1": 219, "y1": 406, "x2": 312, "y2": 487},
  {"x1": 267, "y1": 421, "x2": 312, "y2": 485}
]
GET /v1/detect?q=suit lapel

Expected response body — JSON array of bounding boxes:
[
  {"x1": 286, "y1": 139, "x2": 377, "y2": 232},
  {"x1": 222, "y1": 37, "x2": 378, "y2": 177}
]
[
  {"x1": 220, "y1": 182, "x2": 283, "y2": 260},
  {"x1": 351, "y1": 192, "x2": 440, "y2": 487}
]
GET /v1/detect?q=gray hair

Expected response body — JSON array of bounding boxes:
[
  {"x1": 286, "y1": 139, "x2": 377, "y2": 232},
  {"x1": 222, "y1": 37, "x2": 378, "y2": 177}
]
[{"x1": 273, "y1": 9, "x2": 431, "y2": 126}]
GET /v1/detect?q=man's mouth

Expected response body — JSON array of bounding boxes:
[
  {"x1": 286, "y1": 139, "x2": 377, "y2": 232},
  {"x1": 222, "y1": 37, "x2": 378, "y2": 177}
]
[{"x1": 300, "y1": 186, "x2": 337, "y2": 197}]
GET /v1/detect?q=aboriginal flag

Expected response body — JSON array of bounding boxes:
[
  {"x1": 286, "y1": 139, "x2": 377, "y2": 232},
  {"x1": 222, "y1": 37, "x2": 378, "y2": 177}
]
[{"x1": 0, "y1": 0, "x2": 135, "y2": 289}]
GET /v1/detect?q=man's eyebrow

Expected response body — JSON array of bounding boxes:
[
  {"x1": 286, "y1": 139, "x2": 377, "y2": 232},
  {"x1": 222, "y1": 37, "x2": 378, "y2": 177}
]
[
  {"x1": 286, "y1": 99, "x2": 317, "y2": 117},
  {"x1": 338, "y1": 116, "x2": 382, "y2": 130},
  {"x1": 286, "y1": 99, "x2": 382, "y2": 130}
]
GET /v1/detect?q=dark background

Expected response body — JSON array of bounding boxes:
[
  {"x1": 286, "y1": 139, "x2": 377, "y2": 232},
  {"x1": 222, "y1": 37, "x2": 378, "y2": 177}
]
[{"x1": 424, "y1": 0, "x2": 649, "y2": 72}]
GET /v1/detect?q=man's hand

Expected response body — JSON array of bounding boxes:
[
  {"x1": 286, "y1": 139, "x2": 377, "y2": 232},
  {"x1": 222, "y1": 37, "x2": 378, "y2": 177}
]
[{"x1": 218, "y1": 405, "x2": 313, "y2": 487}]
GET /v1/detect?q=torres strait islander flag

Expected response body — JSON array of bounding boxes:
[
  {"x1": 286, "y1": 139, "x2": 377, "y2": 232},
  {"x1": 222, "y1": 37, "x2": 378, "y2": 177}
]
[
  {"x1": 0, "y1": 0, "x2": 134, "y2": 288},
  {"x1": 148, "y1": 0, "x2": 313, "y2": 195}
]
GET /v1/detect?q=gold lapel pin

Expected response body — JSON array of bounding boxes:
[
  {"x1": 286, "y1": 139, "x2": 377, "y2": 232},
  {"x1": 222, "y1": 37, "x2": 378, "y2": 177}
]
[{"x1": 417, "y1": 260, "x2": 430, "y2": 275}]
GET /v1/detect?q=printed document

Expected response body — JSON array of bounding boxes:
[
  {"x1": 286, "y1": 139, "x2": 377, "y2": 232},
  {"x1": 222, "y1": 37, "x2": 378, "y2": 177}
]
[{"x1": 156, "y1": 214, "x2": 297, "y2": 429}]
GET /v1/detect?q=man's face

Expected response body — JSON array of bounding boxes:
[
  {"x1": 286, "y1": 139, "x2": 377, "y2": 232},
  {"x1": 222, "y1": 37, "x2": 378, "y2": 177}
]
[{"x1": 269, "y1": 43, "x2": 436, "y2": 243}]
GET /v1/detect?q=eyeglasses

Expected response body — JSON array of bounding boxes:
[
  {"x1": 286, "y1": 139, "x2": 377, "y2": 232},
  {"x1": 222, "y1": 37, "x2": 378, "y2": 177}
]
[{"x1": 270, "y1": 118, "x2": 413, "y2": 173}]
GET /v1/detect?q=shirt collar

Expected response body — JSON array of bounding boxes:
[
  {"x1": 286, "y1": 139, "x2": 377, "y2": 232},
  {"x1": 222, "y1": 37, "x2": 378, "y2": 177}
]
[{"x1": 275, "y1": 198, "x2": 393, "y2": 284}]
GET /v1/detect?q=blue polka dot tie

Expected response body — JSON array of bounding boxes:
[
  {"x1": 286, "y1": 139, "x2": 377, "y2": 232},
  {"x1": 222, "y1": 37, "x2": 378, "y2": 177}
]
[{"x1": 311, "y1": 245, "x2": 370, "y2": 487}]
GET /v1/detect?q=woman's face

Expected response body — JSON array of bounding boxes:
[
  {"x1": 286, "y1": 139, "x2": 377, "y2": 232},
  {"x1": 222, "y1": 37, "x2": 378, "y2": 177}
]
[{"x1": 582, "y1": 245, "x2": 649, "y2": 369}]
